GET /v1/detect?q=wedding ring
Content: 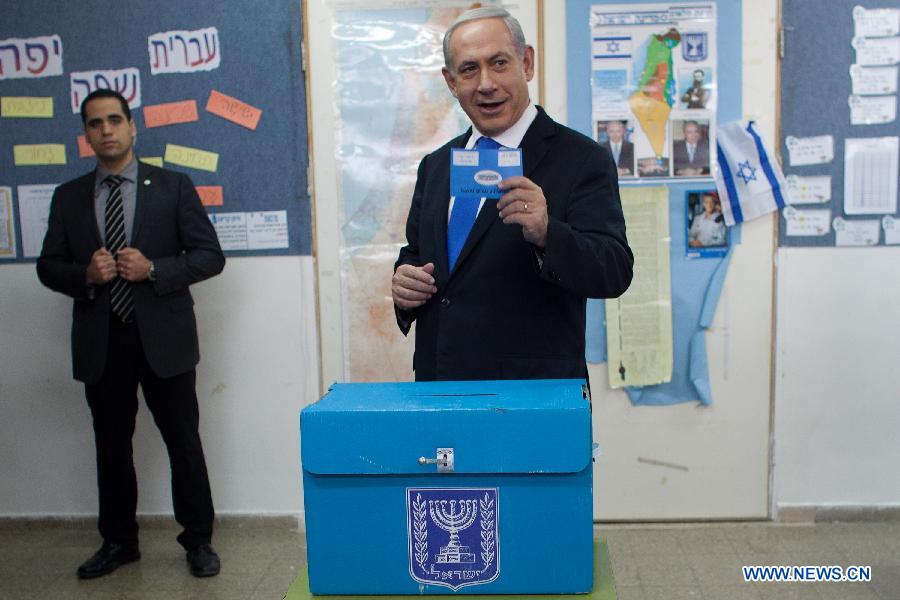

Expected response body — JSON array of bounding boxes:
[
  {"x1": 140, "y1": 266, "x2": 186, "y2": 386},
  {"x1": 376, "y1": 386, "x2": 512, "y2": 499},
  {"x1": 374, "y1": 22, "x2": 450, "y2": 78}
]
[{"x1": 523, "y1": 203, "x2": 529, "y2": 212}]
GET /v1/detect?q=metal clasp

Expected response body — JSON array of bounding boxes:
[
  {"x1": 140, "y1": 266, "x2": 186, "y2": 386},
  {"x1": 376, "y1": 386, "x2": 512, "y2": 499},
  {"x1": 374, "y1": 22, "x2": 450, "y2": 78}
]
[{"x1": 418, "y1": 447, "x2": 454, "y2": 473}]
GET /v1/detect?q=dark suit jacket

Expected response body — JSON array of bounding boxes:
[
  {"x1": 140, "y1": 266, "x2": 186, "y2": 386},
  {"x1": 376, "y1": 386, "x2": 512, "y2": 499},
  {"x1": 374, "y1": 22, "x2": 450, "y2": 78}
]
[
  {"x1": 673, "y1": 139, "x2": 710, "y2": 175},
  {"x1": 602, "y1": 140, "x2": 634, "y2": 175},
  {"x1": 395, "y1": 107, "x2": 633, "y2": 381},
  {"x1": 37, "y1": 163, "x2": 225, "y2": 384}
]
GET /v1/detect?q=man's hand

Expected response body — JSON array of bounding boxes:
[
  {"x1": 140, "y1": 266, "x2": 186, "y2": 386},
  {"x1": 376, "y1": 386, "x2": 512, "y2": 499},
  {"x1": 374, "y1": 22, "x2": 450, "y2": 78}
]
[
  {"x1": 116, "y1": 247, "x2": 152, "y2": 282},
  {"x1": 497, "y1": 176, "x2": 549, "y2": 249},
  {"x1": 86, "y1": 248, "x2": 117, "y2": 285},
  {"x1": 392, "y1": 262, "x2": 437, "y2": 310}
]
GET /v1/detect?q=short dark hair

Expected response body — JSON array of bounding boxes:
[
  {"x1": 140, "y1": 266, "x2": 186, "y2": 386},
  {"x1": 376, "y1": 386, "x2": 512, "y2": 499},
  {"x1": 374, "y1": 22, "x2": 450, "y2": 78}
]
[{"x1": 80, "y1": 89, "x2": 132, "y2": 124}]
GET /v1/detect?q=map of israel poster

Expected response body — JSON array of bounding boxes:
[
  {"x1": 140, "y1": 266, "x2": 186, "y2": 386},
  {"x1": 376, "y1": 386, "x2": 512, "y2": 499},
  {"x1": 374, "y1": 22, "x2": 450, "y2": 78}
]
[{"x1": 591, "y1": 3, "x2": 717, "y2": 179}]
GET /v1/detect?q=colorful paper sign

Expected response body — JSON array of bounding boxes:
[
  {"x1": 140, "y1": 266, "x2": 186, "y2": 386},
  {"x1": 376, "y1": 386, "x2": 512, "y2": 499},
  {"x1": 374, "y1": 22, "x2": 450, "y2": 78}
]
[
  {"x1": 164, "y1": 144, "x2": 218, "y2": 172},
  {"x1": 70, "y1": 68, "x2": 141, "y2": 113},
  {"x1": 76, "y1": 135, "x2": 95, "y2": 158},
  {"x1": 206, "y1": 90, "x2": 261, "y2": 130},
  {"x1": 1, "y1": 96, "x2": 53, "y2": 118},
  {"x1": 14, "y1": 144, "x2": 66, "y2": 166},
  {"x1": 140, "y1": 157, "x2": 163, "y2": 167},
  {"x1": 0, "y1": 35, "x2": 64, "y2": 80},
  {"x1": 148, "y1": 27, "x2": 220, "y2": 74},
  {"x1": 196, "y1": 186, "x2": 223, "y2": 206},
  {"x1": 143, "y1": 100, "x2": 199, "y2": 128}
]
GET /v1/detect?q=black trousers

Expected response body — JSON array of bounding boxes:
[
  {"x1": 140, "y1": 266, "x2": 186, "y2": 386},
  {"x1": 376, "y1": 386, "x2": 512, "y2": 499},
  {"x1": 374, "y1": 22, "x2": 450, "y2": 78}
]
[{"x1": 85, "y1": 318, "x2": 214, "y2": 550}]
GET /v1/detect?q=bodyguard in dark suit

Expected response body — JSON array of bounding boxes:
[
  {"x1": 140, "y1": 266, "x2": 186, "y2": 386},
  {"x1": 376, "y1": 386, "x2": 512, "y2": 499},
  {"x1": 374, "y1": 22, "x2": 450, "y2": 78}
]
[
  {"x1": 37, "y1": 90, "x2": 224, "y2": 579},
  {"x1": 392, "y1": 7, "x2": 633, "y2": 381}
]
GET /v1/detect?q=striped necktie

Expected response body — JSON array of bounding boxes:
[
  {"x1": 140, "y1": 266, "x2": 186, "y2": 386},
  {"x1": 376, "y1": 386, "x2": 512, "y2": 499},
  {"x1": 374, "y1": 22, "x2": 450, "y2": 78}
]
[
  {"x1": 104, "y1": 175, "x2": 134, "y2": 323},
  {"x1": 447, "y1": 136, "x2": 501, "y2": 272}
]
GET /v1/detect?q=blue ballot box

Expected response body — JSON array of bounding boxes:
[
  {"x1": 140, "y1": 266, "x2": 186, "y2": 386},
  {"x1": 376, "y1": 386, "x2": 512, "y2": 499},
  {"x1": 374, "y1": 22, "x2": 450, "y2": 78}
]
[{"x1": 300, "y1": 379, "x2": 594, "y2": 595}]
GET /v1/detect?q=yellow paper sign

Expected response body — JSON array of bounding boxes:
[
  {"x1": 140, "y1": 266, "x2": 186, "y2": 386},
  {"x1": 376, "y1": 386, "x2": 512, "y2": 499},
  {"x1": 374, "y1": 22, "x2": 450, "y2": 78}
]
[
  {"x1": 140, "y1": 157, "x2": 164, "y2": 168},
  {"x1": 164, "y1": 144, "x2": 218, "y2": 172},
  {"x1": 14, "y1": 144, "x2": 66, "y2": 166},
  {"x1": 1, "y1": 96, "x2": 54, "y2": 118}
]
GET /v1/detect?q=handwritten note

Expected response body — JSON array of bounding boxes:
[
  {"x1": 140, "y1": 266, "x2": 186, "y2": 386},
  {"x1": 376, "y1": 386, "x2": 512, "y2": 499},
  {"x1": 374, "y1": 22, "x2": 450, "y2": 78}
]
[
  {"x1": 785, "y1": 175, "x2": 831, "y2": 204},
  {"x1": 206, "y1": 90, "x2": 261, "y2": 130},
  {"x1": 849, "y1": 94, "x2": 897, "y2": 125},
  {"x1": 852, "y1": 36, "x2": 900, "y2": 66},
  {"x1": 853, "y1": 6, "x2": 900, "y2": 38},
  {"x1": 14, "y1": 144, "x2": 66, "y2": 166},
  {"x1": 0, "y1": 35, "x2": 64, "y2": 80},
  {"x1": 833, "y1": 217, "x2": 879, "y2": 246},
  {"x1": 782, "y1": 206, "x2": 831, "y2": 237},
  {"x1": 140, "y1": 157, "x2": 163, "y2": 167},
  {"x1": 143, "y1": 100, "x2": 198, "y2": 128},
  {"x1": 882, "y1": 216, "x2": 900, "y2": 245},
  {"x1": 76, "y1": 135, "x2": 95, "y2": 158},
  {"x1": 195, "y1": 186, "x2": 223, "y2": 206},
  {"x1": 164, "y1": 144, "x2": 218, "y2": 172},
  {"x1": 1, "y1": 96, "x2": 53, "y2": 118},
  {"x1": 786, "y1": 135, "x2": 834, "y2": 166},
  {"x1": 850, "y1": 65, "x2": 899, "y2": 95}
]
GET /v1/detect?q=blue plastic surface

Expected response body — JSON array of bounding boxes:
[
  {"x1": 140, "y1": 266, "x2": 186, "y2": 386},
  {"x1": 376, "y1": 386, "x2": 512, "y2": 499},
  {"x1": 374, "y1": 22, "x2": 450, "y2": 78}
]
[{"x1": 300, "y1": 380, "x2": 594, "y2": 595}]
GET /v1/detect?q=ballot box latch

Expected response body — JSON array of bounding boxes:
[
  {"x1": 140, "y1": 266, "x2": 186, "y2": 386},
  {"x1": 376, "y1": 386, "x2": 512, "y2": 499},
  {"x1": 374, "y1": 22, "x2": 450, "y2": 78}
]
[{"x1": 418, "y1": 447, "x2": 455, "y2": 473}]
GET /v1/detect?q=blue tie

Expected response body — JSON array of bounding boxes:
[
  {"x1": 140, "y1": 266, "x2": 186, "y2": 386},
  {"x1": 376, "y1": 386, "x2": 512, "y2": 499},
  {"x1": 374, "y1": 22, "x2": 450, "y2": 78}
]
[{"x1": 447, "y1": 136, "x2": 501, "y2": 272}]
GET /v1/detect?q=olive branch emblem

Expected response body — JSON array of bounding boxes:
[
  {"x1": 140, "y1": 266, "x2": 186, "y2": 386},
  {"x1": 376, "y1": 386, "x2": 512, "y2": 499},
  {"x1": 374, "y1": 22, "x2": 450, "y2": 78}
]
[
  {"x1": 479, "y1": 492, "x2": 495, "y2": 568},
  {"x1": 413, "y1": 493, "x2": 428, "y2": 572}
]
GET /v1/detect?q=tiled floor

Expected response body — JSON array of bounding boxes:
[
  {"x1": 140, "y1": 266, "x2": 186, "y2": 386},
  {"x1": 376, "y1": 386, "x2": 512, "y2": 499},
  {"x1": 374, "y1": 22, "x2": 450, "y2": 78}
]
[{"x1": 0, "y1": 520, "x2": 897, "y2": 599}]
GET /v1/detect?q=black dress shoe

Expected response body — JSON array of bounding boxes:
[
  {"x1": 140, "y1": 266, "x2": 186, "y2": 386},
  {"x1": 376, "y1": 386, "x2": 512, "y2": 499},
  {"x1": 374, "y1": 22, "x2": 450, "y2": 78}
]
[
  {"x1": 77, "y1": 542, "x2": 141, "y2": 579},
  {"x1": 186, "y1": 544, "x2": 220, "y2": 577}
]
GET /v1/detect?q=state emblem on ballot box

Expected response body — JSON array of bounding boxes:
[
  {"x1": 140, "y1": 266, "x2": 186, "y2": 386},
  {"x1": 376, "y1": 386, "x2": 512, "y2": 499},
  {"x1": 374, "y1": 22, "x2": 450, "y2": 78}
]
[{"x1": 407, "y1": 488, "x2": 499, "y2": 591}]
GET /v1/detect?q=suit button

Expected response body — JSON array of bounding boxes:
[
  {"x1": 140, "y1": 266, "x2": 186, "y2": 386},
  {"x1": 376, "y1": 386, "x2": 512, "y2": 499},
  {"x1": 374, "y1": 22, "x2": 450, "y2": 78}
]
[{"x1": 441, "y1": 298, "x2": 450, "y2": 307}]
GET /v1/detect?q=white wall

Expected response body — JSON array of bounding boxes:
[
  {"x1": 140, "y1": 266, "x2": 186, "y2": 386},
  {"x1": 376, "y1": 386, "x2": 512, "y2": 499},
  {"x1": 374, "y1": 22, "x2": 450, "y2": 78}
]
[
  {"x1": 774, "y1": 248, "x2": 900, "y2": 512},
  {"x1": 0, "y1": 257, "x2": 319, "y2": 517}
]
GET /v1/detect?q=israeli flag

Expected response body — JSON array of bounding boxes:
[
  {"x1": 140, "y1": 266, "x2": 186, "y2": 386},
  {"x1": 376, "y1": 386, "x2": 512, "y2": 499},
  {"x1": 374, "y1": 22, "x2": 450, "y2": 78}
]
[{"x1": 714, "y1": 121, "x2": 787, "y2": 226}]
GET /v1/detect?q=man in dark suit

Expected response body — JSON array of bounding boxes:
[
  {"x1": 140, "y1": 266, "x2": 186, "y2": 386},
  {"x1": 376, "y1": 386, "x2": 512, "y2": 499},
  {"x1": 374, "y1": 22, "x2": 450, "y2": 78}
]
[
  {"x1": 391, "y1": 7, "x2": 633, "y2": 381},
  {"x1": 37, "y1": 89, "x2": 224, "y2": 579},
  {"x1": 673, "y1": 120, "x2": 710, "y2": 176},
  {"x1": 600, "y1": 120, "x2": 634, "y2": 177}
]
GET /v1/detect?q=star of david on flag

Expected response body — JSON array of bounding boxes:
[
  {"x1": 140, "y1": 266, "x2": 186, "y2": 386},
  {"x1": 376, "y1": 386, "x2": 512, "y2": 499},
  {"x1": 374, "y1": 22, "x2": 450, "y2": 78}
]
[{"x1": 714, "y1": 121, "x2": 787, "y2": 226}]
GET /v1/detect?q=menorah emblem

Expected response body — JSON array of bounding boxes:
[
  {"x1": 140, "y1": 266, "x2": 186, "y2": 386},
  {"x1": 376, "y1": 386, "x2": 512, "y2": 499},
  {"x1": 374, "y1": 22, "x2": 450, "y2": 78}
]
[
  {"x1": 407, "y1": 487, "x2": 499, "y2": 590},
  {"x1": 429, "y1": 499, "x2": 478, "y2": 564}
]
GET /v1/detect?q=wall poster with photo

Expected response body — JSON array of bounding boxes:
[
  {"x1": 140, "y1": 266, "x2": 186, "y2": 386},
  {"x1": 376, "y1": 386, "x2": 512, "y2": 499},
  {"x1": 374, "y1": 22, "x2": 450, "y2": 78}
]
[
  {"x1": 686, "y1": 189, "x2": 728, "y2": 258},
  {"x1": 590, "y1": 2, "x2": 717, "y2": 179}
]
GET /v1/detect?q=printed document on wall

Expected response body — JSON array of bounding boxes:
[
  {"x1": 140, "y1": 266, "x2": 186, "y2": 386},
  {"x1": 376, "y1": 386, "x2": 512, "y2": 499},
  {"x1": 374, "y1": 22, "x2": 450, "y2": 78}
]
[
  {"x1": 590, "y1": 3, "x2": 717, "y2": 179},
  {"x1": 607, "y1": 187, "x2": 672, "y2": 388},
  {"x1": 844, "y1": 137, "x2": 899, "y2": 214},
  {"x1": 0, "y1": 187, "x2": 16, "y2": 259},
  {"x1": 17, "y1": 184, "x2": 57, "y2": 258}
]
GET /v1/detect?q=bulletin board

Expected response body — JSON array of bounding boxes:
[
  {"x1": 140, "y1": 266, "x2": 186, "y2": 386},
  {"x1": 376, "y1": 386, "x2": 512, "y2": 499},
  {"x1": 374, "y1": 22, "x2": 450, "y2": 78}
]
[
  {"x1": 566, "y1": 0, "x2": 743, "y2": 406},
  {"x1": 779, "y1": 0, "x2": 900, "y2": 247},
  {"x1": 0, "y1": 0, "x2": 310, "y2": 263}
]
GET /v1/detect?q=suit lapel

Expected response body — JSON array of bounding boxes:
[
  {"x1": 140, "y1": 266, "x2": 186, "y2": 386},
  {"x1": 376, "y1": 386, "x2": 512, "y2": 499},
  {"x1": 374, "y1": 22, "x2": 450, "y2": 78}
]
[
  {"x1": 448, "y1": 108, "x2": 557, "y2": 278},
  {"x1": 79, "y1": 170, "x2": 103, "y2": 248},
  {"x1": 131, "y1": 163, "x2": 151, "y2": 244},
  {"x1": 521, "y1": 107, "x2": 555, "y2": 178}
]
